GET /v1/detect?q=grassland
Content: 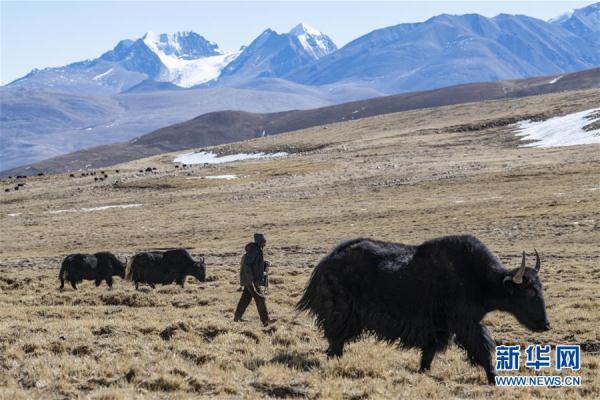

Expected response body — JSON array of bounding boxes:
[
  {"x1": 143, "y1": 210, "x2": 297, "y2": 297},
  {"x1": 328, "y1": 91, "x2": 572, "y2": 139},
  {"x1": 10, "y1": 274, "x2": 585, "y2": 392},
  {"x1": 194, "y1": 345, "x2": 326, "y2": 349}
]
[{"x1": 1, "y1": 90, "x2": 599, "y2": 399}]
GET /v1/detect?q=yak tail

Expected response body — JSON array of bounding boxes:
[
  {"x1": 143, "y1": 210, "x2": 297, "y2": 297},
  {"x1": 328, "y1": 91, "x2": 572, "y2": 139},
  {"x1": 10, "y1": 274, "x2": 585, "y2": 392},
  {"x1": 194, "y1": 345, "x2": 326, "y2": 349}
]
[
  {"x1": 125, "y1": 255, "x2": 135, "y2": 281},
  {"x1": 295, "y1": 257, "x2": 327, "y2": 315},
  {"x1": 58, "y1": 261, "x2": 67, "y2": 282}
]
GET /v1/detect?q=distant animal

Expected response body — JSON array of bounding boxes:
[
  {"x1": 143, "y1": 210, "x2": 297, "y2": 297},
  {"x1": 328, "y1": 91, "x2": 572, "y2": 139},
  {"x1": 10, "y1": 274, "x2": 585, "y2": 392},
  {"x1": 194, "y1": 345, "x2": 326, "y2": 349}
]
[
  {"x1": 37, "y1": 172, "x2": 44, "y2": 176},
  {"x1": 145, "y1": 167, "x2": 153, "y2": 172},
  {"x1": 115, "y1": 169, "x2": 120, "y2": 173},
  {"x1": 59, "y1": 252, "x2": 126, "y2": 290},
  {"x1": 94, "y1": 177, "x2": 98, "y2": 181},
  {"x1": 126, "y1": 249, "x2": 206, "y2": 290},
  {"x1": 14, "y1": 186, "x2": 18, "y2": 191},
  {"x1": 70, "y1": 174, "x2": 75, "y2": 178},
  {"x1": 4, "y1": 188, "x2": 10, "y2": 192},
  {"x1": 297, "y1": 235, "x2": 549, "y2": 384}
]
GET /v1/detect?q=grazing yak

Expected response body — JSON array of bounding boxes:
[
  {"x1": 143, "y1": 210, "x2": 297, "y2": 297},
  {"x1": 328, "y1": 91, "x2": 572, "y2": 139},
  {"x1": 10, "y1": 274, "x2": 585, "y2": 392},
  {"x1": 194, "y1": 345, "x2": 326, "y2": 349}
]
[
  {"x1": 296, "y1": 235, "x2": 549, "y2": 384},
  {"x1": 59, "y1": 252, "x2": 126, "y2": 290},
  {"x1": 126, "y1": 249, "x2": 206, "y2": 290}
]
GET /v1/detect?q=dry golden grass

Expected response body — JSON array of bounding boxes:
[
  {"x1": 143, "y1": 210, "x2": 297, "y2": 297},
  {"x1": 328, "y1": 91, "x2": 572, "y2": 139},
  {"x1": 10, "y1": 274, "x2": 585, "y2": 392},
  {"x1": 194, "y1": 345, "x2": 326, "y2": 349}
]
[{"x1": 1, "y1": 90, "x2": 599, "y2": 399}]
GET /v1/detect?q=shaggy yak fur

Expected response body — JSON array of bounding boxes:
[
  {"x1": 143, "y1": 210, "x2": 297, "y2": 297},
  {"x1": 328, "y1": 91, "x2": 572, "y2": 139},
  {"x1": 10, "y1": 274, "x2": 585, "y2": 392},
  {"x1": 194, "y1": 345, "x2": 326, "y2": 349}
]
[
  {"x1": 59, "y1": 252, "x2": 126, "y2": 290},
  {"x1": 126, "y1": 249, "x2": 206, "y2": 290},
  {"x1": 297, "y1": 235, "x2": 550, "y2": 384}
]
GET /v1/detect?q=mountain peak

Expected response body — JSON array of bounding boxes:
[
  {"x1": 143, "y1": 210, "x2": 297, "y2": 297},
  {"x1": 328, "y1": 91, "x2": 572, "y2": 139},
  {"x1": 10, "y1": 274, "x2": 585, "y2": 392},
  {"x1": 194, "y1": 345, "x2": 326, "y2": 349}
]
[
  {"x1": 289, "y1": 22, "x2": 323, "y2": 36},
  {"x1": 142, "y1": 31, "x2": 222, "y2": 60},
  {"x1": 288, "y1": 23, "x2": 337, "y2": 60}
]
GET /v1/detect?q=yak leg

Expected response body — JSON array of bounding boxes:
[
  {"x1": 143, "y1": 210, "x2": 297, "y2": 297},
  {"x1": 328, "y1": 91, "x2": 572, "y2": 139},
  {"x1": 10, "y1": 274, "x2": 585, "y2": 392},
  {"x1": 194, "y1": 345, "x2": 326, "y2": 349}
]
[
  {"x1": 106, "y1": 276, "x2": 113, "y2": 289},
  {"x1": 419, "y1": 331, "x2": 450, "y2": 372},
  {"x1": 135, "y1": 282, "x2": 139, "y2": 291},
  {"x1": 324, "y1": 310, "x2": 356, "y2": 358},
  {"x1": 149, "y1": 283, "x2": 156, "y2": 289},
  {"x1": 454, "y1": 322, "x2": 496, "y2": 384},
  {"x1": 95, "y1": 279, "x2": 102, "y2": 287},
  {"x1": 70, "y1": 281, "x2": 77, "y2": 290},
  {"x1": 59, "y1": 278, "x2": 65, "y2": 290},
  {"x1": 419, "y1": 345, "x2": 437, "y2": 372},
  {"x1": 326, "y1": 339, "x2": 345, "y2": 358}
]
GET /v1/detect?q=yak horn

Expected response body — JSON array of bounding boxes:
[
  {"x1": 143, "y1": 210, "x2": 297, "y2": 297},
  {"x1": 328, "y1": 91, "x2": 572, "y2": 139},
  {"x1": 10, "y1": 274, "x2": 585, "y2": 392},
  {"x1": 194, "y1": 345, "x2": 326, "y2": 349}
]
[
  {"x1": 534, "y1": 249, "x2": 541, "y2": 272},
  {"x1": 513, "y1": 251, "x2": 526, "y2": 284}
]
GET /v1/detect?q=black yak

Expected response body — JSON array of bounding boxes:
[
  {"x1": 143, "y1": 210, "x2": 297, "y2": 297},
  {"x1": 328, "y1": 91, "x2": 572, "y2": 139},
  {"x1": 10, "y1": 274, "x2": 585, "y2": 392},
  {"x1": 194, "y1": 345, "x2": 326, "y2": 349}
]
[
  {"x1": 59, "y1": 252, "x2": 126, "y2": 290},
  {"x1": 296, "y1": 235, "x2": 549, "y2": 384},
  {"x1": 126, "y1": 249, "x2": 206, "y2": 290}
]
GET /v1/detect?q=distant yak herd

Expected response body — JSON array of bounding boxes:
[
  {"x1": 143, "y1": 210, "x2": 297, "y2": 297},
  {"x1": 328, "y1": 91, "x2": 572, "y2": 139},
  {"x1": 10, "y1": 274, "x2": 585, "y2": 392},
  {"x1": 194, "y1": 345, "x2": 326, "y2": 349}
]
[
  {"x1": 56, "y1": 234, "x2": 550, "y2": 384},
  {"x1": 3, "y1": 164, "x2": 194, "y2": 192}
]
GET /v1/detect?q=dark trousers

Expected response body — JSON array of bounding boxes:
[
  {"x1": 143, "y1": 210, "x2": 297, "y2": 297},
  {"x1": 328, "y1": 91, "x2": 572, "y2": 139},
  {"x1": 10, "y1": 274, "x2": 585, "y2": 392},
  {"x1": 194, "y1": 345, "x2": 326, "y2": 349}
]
[{"x1": 234, "y1": 285, "x2": 269, "y2": 323}]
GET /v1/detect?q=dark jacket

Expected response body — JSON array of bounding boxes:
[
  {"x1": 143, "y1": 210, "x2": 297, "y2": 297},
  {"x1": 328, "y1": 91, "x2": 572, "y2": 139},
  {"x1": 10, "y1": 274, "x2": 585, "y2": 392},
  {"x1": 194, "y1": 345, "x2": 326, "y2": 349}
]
[{"x1": 240, "y1": 242, "x2": 266, "y2": 286}]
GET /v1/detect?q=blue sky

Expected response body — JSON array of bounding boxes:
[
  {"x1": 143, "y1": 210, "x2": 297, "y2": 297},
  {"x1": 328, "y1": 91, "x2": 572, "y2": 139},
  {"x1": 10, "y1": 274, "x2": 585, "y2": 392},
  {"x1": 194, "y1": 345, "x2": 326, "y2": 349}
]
[{"x1": 0, "y1": 1, "x2": 594, "y2": 84}]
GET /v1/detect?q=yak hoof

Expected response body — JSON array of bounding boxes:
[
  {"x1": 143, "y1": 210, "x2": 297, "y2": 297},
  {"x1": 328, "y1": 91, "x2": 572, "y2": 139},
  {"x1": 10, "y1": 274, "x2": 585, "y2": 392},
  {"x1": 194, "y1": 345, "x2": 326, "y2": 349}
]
[{"x1": 326, "y1": 344, "x2": 344, "y2": 358}]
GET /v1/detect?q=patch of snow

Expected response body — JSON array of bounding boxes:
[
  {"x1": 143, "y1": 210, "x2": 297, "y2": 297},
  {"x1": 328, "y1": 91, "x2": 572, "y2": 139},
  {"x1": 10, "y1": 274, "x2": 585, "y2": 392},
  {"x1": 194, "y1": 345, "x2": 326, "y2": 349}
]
[
  {"x1": 45, "y1": 204, "x2": 142, "y2": 214},
  {"x1": 7, "y1": 213, "x2": 22, "y2": 217},
  {"x1": 81, "y1": 204, "x2": 142, "y2": 212},
  {"x1": 514, "y1": 108, "x2": 600, "y2": 148},
  {"x1": 92, "y1": 68, "x2": 113, "y2": 80},
  {"x1": 174, "y1": 151, "x2": 288, "y2": 165},
  {"x1": 205, "y1": 175, "x2": 238, "y2": 180},
  {"x1": 549, "y1": 75, "x2": 562, "y2": 84}
]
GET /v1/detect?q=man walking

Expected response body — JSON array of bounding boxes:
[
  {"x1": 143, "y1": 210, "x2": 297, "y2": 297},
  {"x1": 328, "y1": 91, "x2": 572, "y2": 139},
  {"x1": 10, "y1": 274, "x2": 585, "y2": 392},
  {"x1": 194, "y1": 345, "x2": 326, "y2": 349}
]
[{"x1": 234, "y1": 233, "x2": 275, "y2": 326}]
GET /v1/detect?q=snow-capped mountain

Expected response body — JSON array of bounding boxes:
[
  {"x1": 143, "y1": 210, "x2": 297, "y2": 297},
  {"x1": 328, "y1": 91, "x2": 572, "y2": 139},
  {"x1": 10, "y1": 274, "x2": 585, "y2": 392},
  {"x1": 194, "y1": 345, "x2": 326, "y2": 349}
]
[
  {"x1": 288, "y1": 23, "x2": 338, "y2": 59},
  {"x1": 9, "y1": 31, "x2": 239, "y2": 92},
  {"x1": 218, "y1": 23, "x2": 337, "y2": 83}
]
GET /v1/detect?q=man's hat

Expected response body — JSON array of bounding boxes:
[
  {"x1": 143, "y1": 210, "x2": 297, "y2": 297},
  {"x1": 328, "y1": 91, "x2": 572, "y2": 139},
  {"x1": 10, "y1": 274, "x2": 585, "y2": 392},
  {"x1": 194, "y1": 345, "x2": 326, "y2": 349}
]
[{"x1": 254, "y1": 233, "x2": 266, "y2": 243}]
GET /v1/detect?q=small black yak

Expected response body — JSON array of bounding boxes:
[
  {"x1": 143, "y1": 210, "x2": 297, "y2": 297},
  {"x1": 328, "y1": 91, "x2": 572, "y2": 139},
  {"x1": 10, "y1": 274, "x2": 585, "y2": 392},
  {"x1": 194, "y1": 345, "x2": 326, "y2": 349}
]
[
  {"x1": 126, "y1": 249, "x2": 206, "y2": 290},
  {"x1": 296, "y1": 235, "x2": 549, "y2": 384},
  {"x1": 59, "y1": 252, "x2": 126, "y2": 290}
]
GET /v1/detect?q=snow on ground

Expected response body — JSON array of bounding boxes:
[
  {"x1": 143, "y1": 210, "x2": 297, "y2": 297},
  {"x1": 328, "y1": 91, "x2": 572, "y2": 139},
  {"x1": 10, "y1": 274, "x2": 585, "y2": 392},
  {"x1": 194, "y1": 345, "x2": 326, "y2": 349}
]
[
  {"x1": 174, "y1": 151, "x2": 288, "y2": 165},
  {"x1": 45, "y1": 204, "x2": 142, "y2": 214},
  {"x1": 92, "y1": 68, "x2": 114, "y2": 81},
  {"x1": 205, "y1": 175, "x2": 238, "y2": 180},
  {"x1": 549, "y1": 75, "x2": 562, "y2": 84},
  {"x1": 514, "y1": 108, "x2": 600, "y2": 148}
]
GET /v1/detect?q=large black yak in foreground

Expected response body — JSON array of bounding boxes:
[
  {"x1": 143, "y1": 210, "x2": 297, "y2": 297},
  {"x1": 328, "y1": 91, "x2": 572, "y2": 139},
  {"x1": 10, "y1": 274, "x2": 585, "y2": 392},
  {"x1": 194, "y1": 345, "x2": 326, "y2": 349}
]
[
  {"x1": 126, "y1": 249, "x2": 206, "y2": 290},
  {"x1": 59, "y1": 252, "x2": 126, "y2": 290},
  {"x1": 296, "y1": 235, "x2": 550, "y2": 384}
]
